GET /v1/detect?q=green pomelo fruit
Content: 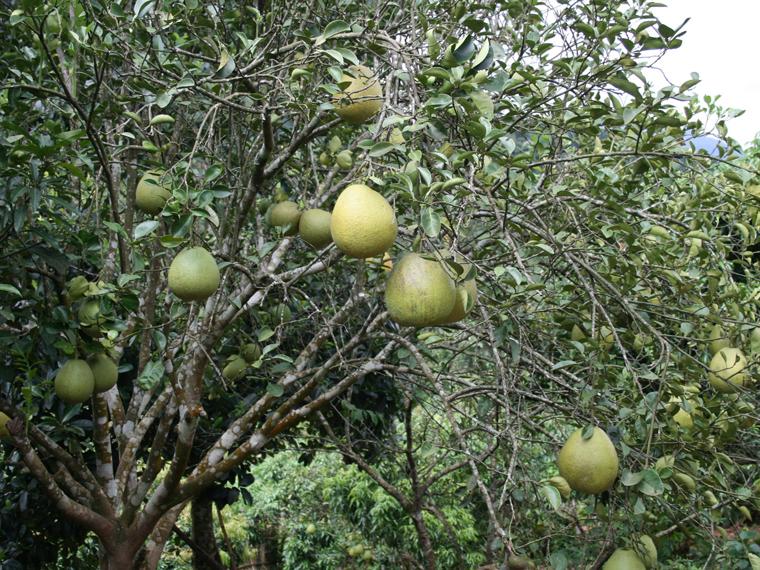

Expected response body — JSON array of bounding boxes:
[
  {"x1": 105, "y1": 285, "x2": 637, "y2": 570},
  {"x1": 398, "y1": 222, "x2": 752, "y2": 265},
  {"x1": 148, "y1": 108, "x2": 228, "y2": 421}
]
[
  {"x1": 241, "y1": 343, "x2": 262, "y2": 363},
  {"x1": 708, "y1": 347, "x2": 749, "y2": 393},
  {"x1": 55, "y1": 359, "x2": 95, "y2": 404},
  {"x1": 384, "y1": 253, "x2": 456, "y2": 327},
  {"x1": 222, "y1": 356, "x2": 247, "y2": 381},
  {"x1": 602, "y1": 548, "x2": 645, "y2": 570},
  {"x1": 330, "y1": 184, "x2": 397, "y2": 258},
  {"x1": 557, "y1": 427, "x2": 619, "y2": 494},
  {"x1": 439, "y1": 279, "x2": 478, "y2": 324},
  {"x1": 88, "y1": 353, "x2": 119, "y2": 393},
  {"x1": 269, "y1": 201, "x2": 301, "y2": 236},
  {"x1": 168, "y1": 247, "x2": 220, "y2": 302},
  {"x1": 136, "y1": 170, "x2": 171, "y2": 214},
  {"x1": 298, "y1": 209, "x2": 333, "y2": 249},
  {"x1": 335, "y1": 150, "x2": 353, "y2": 170},
  {"x1": 708, "y1": 324, "x2": 731, "y2": 355},
  {"x1": 332, "y1": 65, "x2": 383, "y2": 124}
]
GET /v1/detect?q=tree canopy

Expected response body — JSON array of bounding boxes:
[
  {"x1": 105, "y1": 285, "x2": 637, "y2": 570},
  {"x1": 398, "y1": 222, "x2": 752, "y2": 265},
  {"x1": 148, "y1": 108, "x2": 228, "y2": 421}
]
[{"x1": 0, "y1": 1, "x2": 758, "y2": 569}]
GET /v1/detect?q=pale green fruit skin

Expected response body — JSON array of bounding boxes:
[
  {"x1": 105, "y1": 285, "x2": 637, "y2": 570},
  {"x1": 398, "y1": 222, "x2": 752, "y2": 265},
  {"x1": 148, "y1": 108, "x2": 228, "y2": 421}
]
[
  {"x1": 298, "y1": 209, "x2": 333, "y2": 249},
  {"x1": 333, "y1": 65, "x2": 383, "y2": 124},
  {"x1": 602, "y1": 548, "x2": 645, "y2": 570},
  {"x1": 335, "y1": 150, "x2": 353, "y2": 170},
  {"x1": 168, "y1": 247, "x2": 220, "y2": 302},
  {"x1": 318, "y1": 152, "x2": 332, "y2": 167},
  {"x1": 385, "y1": 253, "x2": 456, "y2": 327},
  {"x1": 55, "y1": 359, "x2": 95, "y2": 404},
  {"x1": 548, "y1": 475, "x2": 572, "y2": 499},
  {"x1": 269, "y1": 201, "x2": 301, "y2": 236},
  {"x1": 672, "y1": 472, "x2": 696, "y2": 492},
  {"x1": 67, "y1": 276, "x2": 90, "y2": 301},
  {"x1": 330, "y1": 184, "x2": 397, "y2": 258},
  {"x1": 571, "y1": 324, "x2": 586, "y2": 341},
  {"x1": 78, "y1": 299, "x2": 103, "y2": 326},
  {"x1": 88, "y1": 353, "x2": 118, "y2": 393},
  {"x1": 222, "y1": 356, "x2": 247, "y2": 381},
  {"x1": 305, "y1": 523, "x2": 317, "y2": 535},
  {"x1": 635, "y1": 535, "x2": 657, "y2": 569},
  {"x1": 136, "y1": 170, "x2": 171, "y2": 214},
  {"x1": 241, "y1": 343, "x2": 261, "y2": 363},
  {"x1": 557, "y1": 427, "x2": 619, "y2": 494},
  {"x1": 0, "y1": 412, "x2": 10, "y2": 438},
  {"x1": 439, "y1": 279, "x2": 478, "y2": 324},
  {"x1": 708, "y1": 324, "x2": 731, "y2": 355},
  {"x1": 669, "y1": 397, "x2": 693, "y2": 429},
  {"x1": 708, "y1": 347, "x2": 749, "y2": 393}
]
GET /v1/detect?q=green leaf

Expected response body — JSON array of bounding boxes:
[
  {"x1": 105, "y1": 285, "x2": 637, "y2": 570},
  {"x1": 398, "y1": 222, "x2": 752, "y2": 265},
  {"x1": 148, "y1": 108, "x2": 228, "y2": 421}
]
[
  {"x1": 266, "y1": 383, "x2": 284, "y2": 397},
  {"x1": 133, "y1": 220, "x2": 159, "y2": 240},
  {"x1": 621, "y1": 469, "x2": 643, "y2": 486},
  {"x1": 323, "y1": 20, "x2": 350, "y2": 39},
  {"x1": 0, "y1": 284, "x2": 22, "y2": 297},
  {"x1": 420, "y1": 208, "x2": 441, "y2": 237},
  {"x1": 215, "y1": 49, "x2": 236, "y2": 79},
  {"x1": 541, "y1": 485, "x2": 561, "y2": 511},
  {"x1": 638, "y1": 469, "x2": 664, "y2": 496},
  {"x1": 258, "y1": 328, "x2": 275, "y2": 342},
  {"x1": 748, "y1": 553, "x2": 760, "y2": 570},
  {"x1": 469, "y1": 90, "x2": 494, "y2": 119},
  {"x1": 368, "y1": 142, "x2": 396, "y2": 158},
  {"x1": 581, "y1": 424, "x2": 594, "y2": 440},
  {"x1": 133, "y1": 0, "x2": 155, "y2": 18},
  {"x1": 609, "y1": 77, "x2": 641, "y2": 100},
  {"x1": 425, "y1": 94, "x2": 452, "y2": 108}
]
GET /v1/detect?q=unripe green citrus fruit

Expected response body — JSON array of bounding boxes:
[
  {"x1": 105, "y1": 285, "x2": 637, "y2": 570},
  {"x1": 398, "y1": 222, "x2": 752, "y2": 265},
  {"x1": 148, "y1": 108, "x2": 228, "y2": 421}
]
[
  {"x1": 269, "y1": 201, "x2": 301, "y2": 236},
  {"x1": 602, "y1": 548, "x2": 645, "y2": 570},
  {"x1": 384, "y1": 253, "x2": 456, "y2": 327},
  {"x1": 708, "y1": 347, "x2": 749, "y2": 393},
  {"x1": 330, "y1": 184, "x2": 397, "y2": 258},
  {"x1": 55, "y1": 359, "x2": 95, "y2": 404},
  {"x1": 557, "y1": 427, "x2": 619, "y2": 494},
  {"x1": 298, "y1": 209, "x2": 333, "y2": 249},
  {"x1": 136, "y1": 170, "x2": 171, "y2": 214},
  {"x1": 168, "y1": 247, "x2": 220, "y2": 302},
  {"x1": 88, "y1": 353, "x2": 118, "y2": 393}
]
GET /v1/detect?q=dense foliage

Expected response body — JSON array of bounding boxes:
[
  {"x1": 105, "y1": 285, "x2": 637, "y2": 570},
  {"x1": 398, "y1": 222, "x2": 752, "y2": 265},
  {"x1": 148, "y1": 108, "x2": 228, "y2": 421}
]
[{"x1": 0, "y1": 0, "x2": 758, "y2": 568}]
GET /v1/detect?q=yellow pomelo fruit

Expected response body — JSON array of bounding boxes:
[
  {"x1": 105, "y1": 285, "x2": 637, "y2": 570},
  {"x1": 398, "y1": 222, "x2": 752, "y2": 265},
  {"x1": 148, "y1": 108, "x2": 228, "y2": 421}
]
[
  {"x1": 88, "y1": 353, "x2": 118, "y2": 393},
  {"x1": 634, "y1": 535, "x2": 657, "y2": 569},
  {"x1": 439, "y1": 279, "x2": 478, "y2": 324},
  {"x1": 384, "y1": 253, "x2": 456, "y2": 327},
  {"x1": 669, "y1": 397, "x2": 693, "y2": 429},
  {"x1": 136, "y1": 170, "x2": 171, "y2": 214},
  {"x1": 222, "y1": 356, "x2": 247, "y2": 381},
  {"x1": 708, "y1": 324, "x2": 731, "y2": 355},
  {"x1": 330, "y1": 184, "x2": 397, "y2": 258},
  {"x1": 672, "y1": 472, "x2": 696, "y2": 492},
  {"x1": 708, "y1": 347, "x2": 749, "y2": 393},
  {"x1": 298, "y1": 208, "x2": 333, "y2": 249},
  {"x1": 269, "y1": 201, "x2": 301, "y2": 236},
  {"x1": 241, "y1": 343, "x2": 261, "y2": 364},
  {"x1": 168, "y1": 246, "x2": 220, "y2": 302},
  {"x1": 0, "y1": 411, "x2": 10, "y2": 438},
  {"x1": 602, "y1": 548, "x2": 645, "y2": 570},
  {"x1": 655, "y1": 455, "x2": 674, "y2": 472},
  {"x1": 333, "y1": 65, "x2": 383, "y2": 124},
  {"x1": 548, "y1": 475, "x2": 572, "y2": 499},
  {"x1": 55, "y1": 359, "x2": 95, "y2": 404},
  {"x1": 557, "y1": 427, "x2": 619, "y2": 494},
  {"x1": 305, "y1": 523, "x2": 317, "y2": 535}
]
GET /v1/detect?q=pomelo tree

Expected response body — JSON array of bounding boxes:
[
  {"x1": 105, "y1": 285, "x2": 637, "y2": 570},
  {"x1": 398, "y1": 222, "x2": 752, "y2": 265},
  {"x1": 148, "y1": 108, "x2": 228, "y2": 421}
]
[{"x1": 0, "y1": 0, "x2": 758, "y2": 568}]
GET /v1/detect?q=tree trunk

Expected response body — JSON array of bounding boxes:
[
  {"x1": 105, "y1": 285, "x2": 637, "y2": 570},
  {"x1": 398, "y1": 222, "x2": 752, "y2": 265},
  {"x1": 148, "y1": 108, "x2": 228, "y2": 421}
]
[
  {"x1": 411, "y1": 511, "x2": 437, "y2": 570},
  {"x1": 192, "y1": 492, "x2": 222, "y2": 570},
  {"x1": 139, "y1": 503, "x2": 188, "y2": 570}
]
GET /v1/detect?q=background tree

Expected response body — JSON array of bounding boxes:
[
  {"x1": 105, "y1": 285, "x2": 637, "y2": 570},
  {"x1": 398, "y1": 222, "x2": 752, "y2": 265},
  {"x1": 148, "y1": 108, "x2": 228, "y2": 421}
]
[{"x1": 0, "y1": 0, "x2": 758, "y2": 569}]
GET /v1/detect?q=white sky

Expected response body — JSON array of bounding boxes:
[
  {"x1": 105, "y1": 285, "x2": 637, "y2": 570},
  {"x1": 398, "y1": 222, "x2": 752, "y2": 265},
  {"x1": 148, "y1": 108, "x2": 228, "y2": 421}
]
[{"x1": 651, "y1": 1, "x2": 760, "y2": 145}]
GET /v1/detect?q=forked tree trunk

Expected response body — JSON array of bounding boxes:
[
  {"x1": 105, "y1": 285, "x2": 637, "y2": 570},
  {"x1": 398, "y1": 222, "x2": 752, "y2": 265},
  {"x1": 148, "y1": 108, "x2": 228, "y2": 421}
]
[{"x1": 411, "y1": 511, "x2": 437, "y2": 570}]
